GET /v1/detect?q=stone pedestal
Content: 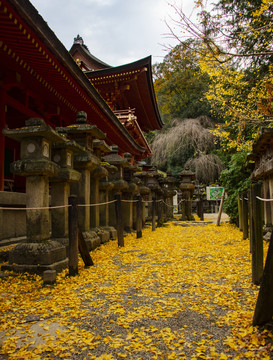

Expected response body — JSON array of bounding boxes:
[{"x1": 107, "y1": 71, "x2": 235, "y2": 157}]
[
  {"x1": 26, "y1": 175, "x2": 51, "y2": 242},
  {"x1": 134, "y1": 170, "x2": 151, "y2": 227},
  {"x1": 90, "y1": 165, "x2": 110, "y2": 243},
  {"x1": 50, "y1": 140, "x2": 82, "y2": 253},
  {"x1": 137, "y1": 167, "x2": 160, "y2": 222},
  {"x1": 51, "y1": 182, "x2": 70, "y2": 239},
  {"x1": 58, "y1": 111, "x2": 106, "y2": 251},
  {"x1": 103, "y1": 146, "x2": 129, "y2": 229},
  {"x1": 122, "y1": 154, "x2": 139, "y2": 232},
  {"x1": 2, "y1": 118, "x2": 68, "y2": 273},
  {"x1": 139, "y1": 184, "x2": 150, "y2": 227},
  {"x1": 122, "y1": 182, "x2": 138, "y2": 232},
  {"x1": 179, "y1": 166, "x2": 196, "y2": 221},
  {"x1": 159, "y1": 171, "x2": 177, "y2": 221},
  {"x1": 99, "y1": 177, "x2": 116, "y2": 239},
  {"x1": 89, "y1": 140, "x2": 113, "y2": 243}
]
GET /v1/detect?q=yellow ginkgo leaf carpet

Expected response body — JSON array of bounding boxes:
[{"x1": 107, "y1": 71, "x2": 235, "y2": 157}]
[{"x1": 0, "y1": 222, "x2": 272, "y2": 360}]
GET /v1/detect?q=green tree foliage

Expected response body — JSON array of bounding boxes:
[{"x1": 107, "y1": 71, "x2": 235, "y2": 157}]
[
  {"x1": 220, "y1": 151, "x2": 251, "y2": 224},
  {"x1": 166, "y1": 0, "x2": 273, "y2": 142},
  {"x1": 149, "y1": 40, "x2": 224, "y2": 182},
  {"x1": 203, "y1": 0, "x2": 273, "y2": 70},
  {"x1": 154, "y1": 0, "x2": 273, "y2": 222},
  {"x1": 153, "y1": 40, "x2": 215, "y2": 127}
]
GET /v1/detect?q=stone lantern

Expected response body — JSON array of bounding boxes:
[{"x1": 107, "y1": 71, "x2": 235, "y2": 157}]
[
  {"x1": 122, "y1": 153, "x2": 139, "y2": 232},
  {"x1": 146, "y1": 167, "x2": 163, "y2": 221},
  {"x1": 99, "y1": 163, "x2": 117, "y2": 239},
  {"x1": 133, "y1": 169, "x2": 151, "y2": 226},
  {"x1": 90, "y1": 139, "x2": 112, "y2": 243},
  {"x1": 179, "y1": 165, "x2": 196, "y2": 221},
  {"x1": 57, "y1": 111, "x2": 105, "y2": 251},
  {"x1": 158, "y1": 171, "x2": 177, "y2": 220},
  {"x1": 103, "y1": 145, "x2": 129, "y2": 228},
  {"x1": 2, "y1": 118, "x2": 68, "y2": 273},
  {"x1": 50, "y1": 139, "x2": 83, "y2": 244}
]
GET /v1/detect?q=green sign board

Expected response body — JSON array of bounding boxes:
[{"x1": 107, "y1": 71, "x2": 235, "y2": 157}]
[{"x1": 206, "y1": 187, "x2": 224, "y2": 200}]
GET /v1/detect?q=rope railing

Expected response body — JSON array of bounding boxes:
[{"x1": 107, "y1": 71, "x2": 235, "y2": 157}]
[
  {"x1": 78, "y1": 199, "x2": 117, "y2": 207},
  {"x1": 256, "y1": 196, "x2": 273, "y2": 202},
  {"x1": 160, "y1": 200, "x2": 174, "y2": 208},
  {"x1": 0, "y1": 197, "x2": 179, "y2": 211},
  {"x1": 145, "y1": 199, "x2": 162, "y2": 203},
  {"x1": 0, "y1": 204, "x2": 72, "y2": 211},
  {"x1": 240, "y1": 196, "x2": 273, "y2": 202},
  {"x1": 0, "y1": 195, "x2": 223, "y2": 211},
  {"x1": 0, "y1": 199, "x2": 118, "y2": 211}
]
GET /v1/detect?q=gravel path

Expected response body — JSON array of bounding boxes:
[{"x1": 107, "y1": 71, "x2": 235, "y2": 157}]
[{"x1": 0, "y1": 221, "x2": 272, "y2": 359}]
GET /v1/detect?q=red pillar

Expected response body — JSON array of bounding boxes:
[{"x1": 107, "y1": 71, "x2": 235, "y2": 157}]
[{"x1": 0, "y1": 87, "x2": 6, "y2": 191}]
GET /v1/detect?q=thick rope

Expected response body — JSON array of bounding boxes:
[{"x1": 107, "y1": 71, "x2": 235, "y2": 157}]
[
  {"x1": 0, "y1": 204, "x2": 72, "y2": 211},
  {"x1": 0, "y1": 199, "x2": 118, "y2": 211},
  {"x1": 256, "y1": 196, "x2": 273, "y2": 202},
  {"x1": 78, "y1": 199, "x2": 117, "y2": 207}
]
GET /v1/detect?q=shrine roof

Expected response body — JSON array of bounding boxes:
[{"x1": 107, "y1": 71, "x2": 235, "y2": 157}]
[
  {"x1": 85, "y1": 57, "x2": 164, "y2": 132},
  {"x1": 247, "y1": 127, "x2": 273, "y2": 180},
  {"x1": 69, "y1": 36, "x2": 110, "y2": 71},
  {"x1": 1, "y1": 0, "x2": 146, "y2": 159},
  {"x1": 250, "y1": 127, "x2": 273, "y2": 158}
]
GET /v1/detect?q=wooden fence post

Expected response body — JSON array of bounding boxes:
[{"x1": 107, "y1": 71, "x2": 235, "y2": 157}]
[
  {"x1": 253, "y1": 231, "x2": 273, "y2": 326},
  {"x1": 249, "y1": 182, "x2": 264, "y2": 285},
  {"x1": 248, "y1": 187, "x2": 253, "y2": 254},
  {"x1": 216, "y1": 189, "x2": 225, "y2": 226},
  {"x1": 238, "y1": 193, "x2": 243, "y2": 231},
  {"x1": 242, "y1": 191, "x2": 249, "y2": 240},
  {"x1": 78, "y1": 228, "x2": 94, "y2": 267},
  {"x1": 152, "y1": 197, "x2": 156, "y2": 231},
  {"x1": 115, "y1": 193, "x2": 124, "y2": 247},
  {"x1": 68, "y1": 195, "x2": 78, "y2": 276},
  {"x1": 199, "y1": 196, "x2": 204, "y2": 221},
  {"x1": 136, "y1": 194, "x2": 142, "y2": 238},
  {"x1": 157, "y1": 199, "x2": 162, "y2": 227}
]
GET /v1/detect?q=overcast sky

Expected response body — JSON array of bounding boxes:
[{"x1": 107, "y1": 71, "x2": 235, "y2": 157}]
[{"x1": 30, "y1": 0, "x2": 196, "y2": 66}]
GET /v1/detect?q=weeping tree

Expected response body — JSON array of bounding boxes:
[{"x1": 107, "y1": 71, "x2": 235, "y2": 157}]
[{"x1": 150, "y1": 116, "x2": 224, "y2": 183}]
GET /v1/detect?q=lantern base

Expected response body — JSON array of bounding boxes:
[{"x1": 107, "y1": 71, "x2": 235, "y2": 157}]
[
  {"x1": 91, "y1": 227, "x2": 110, "y2": 244},
  {"x1": 2, "y1": 240, "x2": 68, "y2": 274},
  {"x1": 101, "y1": 226, "x2": 117, "y2": 240},
  {"x1": 82, "y1": 231, "x2": 101, "y2": 251}
]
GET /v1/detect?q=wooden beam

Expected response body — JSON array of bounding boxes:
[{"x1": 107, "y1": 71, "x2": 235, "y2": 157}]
[
  {"x1": 6, "y1": 94, "x2": 40, "y2": 118},
  {"x1": 0, "y1": 88, "x2": 6, "y2": 191}
]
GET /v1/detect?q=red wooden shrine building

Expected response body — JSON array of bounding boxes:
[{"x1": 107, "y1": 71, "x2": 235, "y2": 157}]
[{"x1": 0, "y1": 0, "x2": 162, "y2": 192}]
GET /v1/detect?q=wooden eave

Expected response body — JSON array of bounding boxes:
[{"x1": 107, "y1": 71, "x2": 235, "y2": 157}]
[
  {"x1": 251, "y1": 128, "x2": 273, "y2": 157},
  {"x1": 248, "y1": 128, "x2": 273, "y2": 180},
  {"x1": 69, "y1": 43, "x2": 110, "y2": 70},
  {"x1": 1, "y1": 0, "x2": 146, "y2": 158},
  {"x1": 86, "y1": 56, "x2": 163, "y2": 132},
  {"x1": 122, "y1": 117, "x2": 152, "y2": 157}
]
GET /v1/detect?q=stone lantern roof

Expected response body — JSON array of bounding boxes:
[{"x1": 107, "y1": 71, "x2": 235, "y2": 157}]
[
  {"x1": 58, "y1": 111, "x2": 106, "y2": 140},
  {"x1": 103, "y1": 146, "x2": 129, "y2": 167},
  {"x1": 93, "y1": 139, "x2": 112, "y2": 154},
  {"x1": 3, "y1": 118, "x2": 65, "y2": 143},
  {"x1": 178, "y1": 166, "x2": 196, "y2": 181}
]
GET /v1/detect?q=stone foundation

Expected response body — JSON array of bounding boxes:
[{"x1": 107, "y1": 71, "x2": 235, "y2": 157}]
[
  {"x1": 101, "y1": 226, "x2": 117, "y2": 240},
  {"x1": 82, "y1": 231, "x2": 101, "y2": 251},
  {"x1": 90, "y1": 228, "x2": 110, "y2": 244},
  {"x1": 2, "y1": 240, "x2": 68, "y2": 274}
]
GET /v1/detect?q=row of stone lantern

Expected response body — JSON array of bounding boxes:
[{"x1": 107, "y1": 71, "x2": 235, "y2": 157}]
[{"x1": 2, "y1": 113, "x2": 195, "y2": 274}]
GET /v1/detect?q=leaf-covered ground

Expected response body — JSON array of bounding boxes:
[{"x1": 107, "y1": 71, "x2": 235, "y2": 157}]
[{"x1": 0, "y1": 222, "x2": 272, "y2": 359}]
